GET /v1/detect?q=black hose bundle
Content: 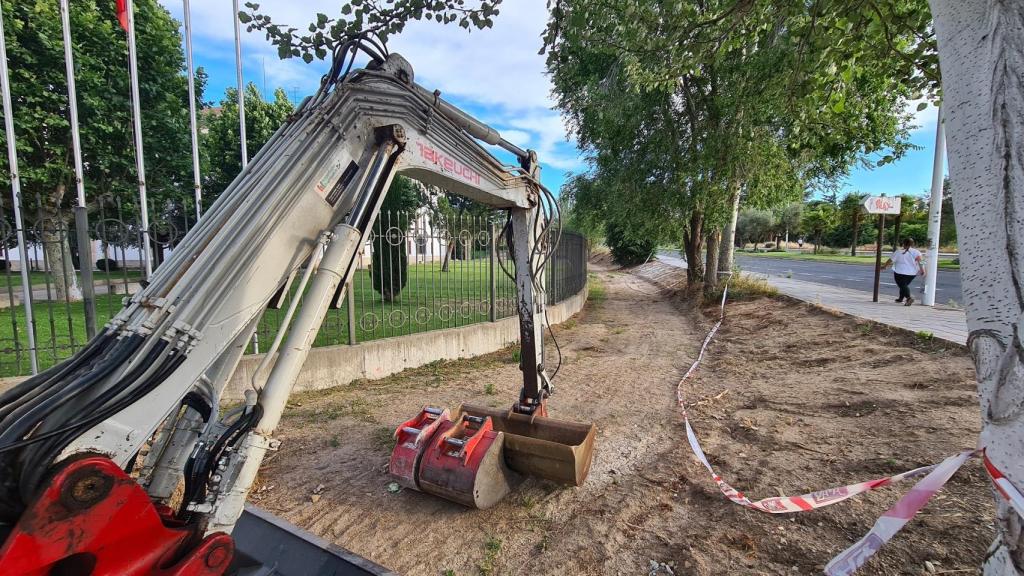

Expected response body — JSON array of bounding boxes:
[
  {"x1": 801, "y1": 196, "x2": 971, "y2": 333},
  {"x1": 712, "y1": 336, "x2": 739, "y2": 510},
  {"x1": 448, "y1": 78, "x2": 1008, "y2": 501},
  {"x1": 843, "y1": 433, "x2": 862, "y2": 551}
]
[
  {"x1": 0, "y1": 331, "x2": 192, "y2": 523},
  {"x1": 180, "y1": 403, "x2": 263, "y2": 521}
]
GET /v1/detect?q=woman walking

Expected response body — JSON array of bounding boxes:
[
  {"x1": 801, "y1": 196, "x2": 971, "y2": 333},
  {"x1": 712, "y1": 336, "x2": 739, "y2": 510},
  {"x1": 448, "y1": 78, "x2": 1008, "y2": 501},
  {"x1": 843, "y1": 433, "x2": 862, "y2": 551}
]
[{"x1": 881, "y1": 238, "x2": 925, "y2": 305}]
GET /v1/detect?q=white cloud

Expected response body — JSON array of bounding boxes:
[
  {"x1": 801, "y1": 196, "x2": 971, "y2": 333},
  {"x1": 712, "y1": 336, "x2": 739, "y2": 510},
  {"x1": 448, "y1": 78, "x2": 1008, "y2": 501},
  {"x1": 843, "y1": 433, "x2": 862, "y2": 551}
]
[
  {"x1": 499, "y1": 129, "x2": 532, "y2": 148},
  {"x1": 158, "y1": 0, "x2": 583, "y2": 182},
  {"x1": 906, "y1": 98, "x2": 940, "y2": 134}
]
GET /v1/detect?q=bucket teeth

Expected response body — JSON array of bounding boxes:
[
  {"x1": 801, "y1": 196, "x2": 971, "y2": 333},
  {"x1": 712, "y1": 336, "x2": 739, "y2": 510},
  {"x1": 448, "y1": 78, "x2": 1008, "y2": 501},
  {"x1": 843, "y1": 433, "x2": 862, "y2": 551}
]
[{"x1": 388, "y1": 406, "x2": 451, "y2": 490}]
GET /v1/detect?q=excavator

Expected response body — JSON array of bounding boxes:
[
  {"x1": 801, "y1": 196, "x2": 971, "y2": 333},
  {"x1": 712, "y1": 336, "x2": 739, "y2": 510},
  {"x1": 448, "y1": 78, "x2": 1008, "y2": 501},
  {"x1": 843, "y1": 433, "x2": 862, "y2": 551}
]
[{"x1": 0, "y1": 38, "x2": 595, "y2": 575}]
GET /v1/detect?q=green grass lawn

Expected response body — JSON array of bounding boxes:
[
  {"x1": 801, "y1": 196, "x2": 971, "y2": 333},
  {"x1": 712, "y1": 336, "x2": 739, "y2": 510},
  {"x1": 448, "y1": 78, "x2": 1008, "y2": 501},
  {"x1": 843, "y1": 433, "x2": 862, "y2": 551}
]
[
  {"x1": 738, "y1": 250, "x2": 960, "y2": 270},
  {"x1": 0, "y1": 259, "x2": 519, "y2": 377},
  {"x1": 0, "y1": 270, "x2": 145, "y2": 291}
]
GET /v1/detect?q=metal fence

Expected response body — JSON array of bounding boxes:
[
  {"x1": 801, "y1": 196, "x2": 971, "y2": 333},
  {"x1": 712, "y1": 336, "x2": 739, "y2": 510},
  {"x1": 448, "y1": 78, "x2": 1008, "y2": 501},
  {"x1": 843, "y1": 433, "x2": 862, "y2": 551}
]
[
  {"x1": 250, "y1": 211, "x2": 589, "y2": 352},
  {"x1": 0, "y1": 206, "x2": 588, "y2": 377}
]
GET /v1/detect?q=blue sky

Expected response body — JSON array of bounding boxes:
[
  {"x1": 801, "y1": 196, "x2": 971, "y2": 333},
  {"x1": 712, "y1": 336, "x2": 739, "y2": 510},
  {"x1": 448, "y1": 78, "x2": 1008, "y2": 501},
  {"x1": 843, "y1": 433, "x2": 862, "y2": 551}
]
[
  {"x1": 158, "y1": 1, "x2": 944, "y2": 201},
  {"x1": 838, "y1": 104, "x2": 945, "y2": 199}
]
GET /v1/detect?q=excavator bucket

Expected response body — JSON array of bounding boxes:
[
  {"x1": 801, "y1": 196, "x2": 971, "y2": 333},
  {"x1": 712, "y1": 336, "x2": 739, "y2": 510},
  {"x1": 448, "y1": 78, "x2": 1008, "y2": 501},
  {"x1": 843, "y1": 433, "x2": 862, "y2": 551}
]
[
  {"x1": 458, "y1": 404, "x2": 596, "y2": 486},
  {"x1": 388, "y1": 406, "x2": 451, "y2": 490},
  {"x1": 414, "y1": 414, "x2": 518, "y2": 509}
]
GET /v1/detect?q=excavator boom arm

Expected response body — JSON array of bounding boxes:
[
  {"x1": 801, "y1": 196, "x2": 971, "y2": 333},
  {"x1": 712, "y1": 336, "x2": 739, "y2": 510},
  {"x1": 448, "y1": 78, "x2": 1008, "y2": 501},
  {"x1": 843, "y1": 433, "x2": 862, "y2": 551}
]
[{"x1": 0, "y1": 52, "x2": 558, "y2": 566}]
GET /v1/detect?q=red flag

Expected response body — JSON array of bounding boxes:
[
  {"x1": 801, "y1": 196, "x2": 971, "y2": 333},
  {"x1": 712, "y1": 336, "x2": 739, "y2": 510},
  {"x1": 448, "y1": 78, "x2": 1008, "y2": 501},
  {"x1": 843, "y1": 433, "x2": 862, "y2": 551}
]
[{"x1": 115, "y1": 0, "x2": 128, "y2": 31}]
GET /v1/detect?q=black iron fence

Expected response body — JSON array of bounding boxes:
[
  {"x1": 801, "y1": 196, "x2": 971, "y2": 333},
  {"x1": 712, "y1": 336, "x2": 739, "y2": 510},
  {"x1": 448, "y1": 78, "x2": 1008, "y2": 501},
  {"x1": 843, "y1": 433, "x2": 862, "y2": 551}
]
[{"x1": 0, "y1": 206, "x2": 588, "y2": 377}]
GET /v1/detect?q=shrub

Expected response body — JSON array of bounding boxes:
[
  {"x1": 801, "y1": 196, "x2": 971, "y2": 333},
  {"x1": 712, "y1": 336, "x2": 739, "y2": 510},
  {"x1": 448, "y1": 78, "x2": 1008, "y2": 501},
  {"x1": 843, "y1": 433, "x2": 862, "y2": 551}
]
[
  {"x1": 369, "y1": 176, "x2": 420, "y2": 301},
  {"x1": 605, "y1": 221, "x2": 655, "y2": 266},
  {"x1": 703, "y1": 274, "x2": 777, "y2": 305},
  {"x1": 96, "y1": 258, "x2": 120, "y2": 272},
  {"x1": 371, "y1": 230, "x2": 408, "y2": 302},
  {"x1": 897, "y1": 223, "x2": 929, "y2": 246}
]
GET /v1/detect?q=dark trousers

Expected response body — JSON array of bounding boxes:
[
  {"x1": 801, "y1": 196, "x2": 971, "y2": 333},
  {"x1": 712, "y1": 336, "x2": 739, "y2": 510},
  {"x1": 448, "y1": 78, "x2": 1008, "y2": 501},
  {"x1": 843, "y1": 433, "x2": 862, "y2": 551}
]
[{"x1": 893, "y1": 272, "x2": 915, "y2": 300}]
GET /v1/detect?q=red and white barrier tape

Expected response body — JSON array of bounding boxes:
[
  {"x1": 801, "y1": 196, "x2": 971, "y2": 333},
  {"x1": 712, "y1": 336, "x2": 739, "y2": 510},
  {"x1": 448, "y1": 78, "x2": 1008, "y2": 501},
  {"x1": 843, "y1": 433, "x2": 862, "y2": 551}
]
[{"x1": 676, "y1": 279, "x2": 1024, "y2": 575}]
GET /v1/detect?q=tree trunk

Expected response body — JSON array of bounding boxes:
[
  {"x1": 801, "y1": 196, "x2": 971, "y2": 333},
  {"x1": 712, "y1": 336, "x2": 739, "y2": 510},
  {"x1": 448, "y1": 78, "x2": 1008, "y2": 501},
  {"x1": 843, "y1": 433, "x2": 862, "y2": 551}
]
[
  {"x1": 440, "y1": 240, "x2": 455, "y2": 272},
  {"x1": 683, "y1": 209, "x2": 705, "y2": 283},
  {"x1": 39, "y1": 187, "x2": 82, "y2": 302},
  {"x1": 718, "y1": 183, "x2": 742, "y2": 276},
  {"x1": 440, "y1": 209, "x2": 464, "y2": 273},
  {"x1": 851, "y1": 210, "x2": 861, "y2": 256},
  {"x1": 930, "y1": 0, "x2": 1024, "y2": 572},
  {"x1": 704, "y1": 228, "x2": 721, "y2": 295}
]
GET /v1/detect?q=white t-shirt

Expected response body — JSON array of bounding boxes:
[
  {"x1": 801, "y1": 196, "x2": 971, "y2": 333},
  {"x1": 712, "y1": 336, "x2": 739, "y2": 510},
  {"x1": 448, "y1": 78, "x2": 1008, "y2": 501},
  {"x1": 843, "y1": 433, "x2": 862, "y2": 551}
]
[{"x1": 891, "y1": 248, "x2": 922, "y2": 275}]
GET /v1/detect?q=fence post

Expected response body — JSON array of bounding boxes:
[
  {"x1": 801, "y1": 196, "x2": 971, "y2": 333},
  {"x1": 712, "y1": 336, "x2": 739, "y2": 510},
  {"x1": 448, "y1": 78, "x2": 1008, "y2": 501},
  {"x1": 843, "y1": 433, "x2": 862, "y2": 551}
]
[
  {"x1": 0, "y1": 5, "x2": 39, "y2": 373},
  {"x1": 489, "y1": 222, "x2": 497, "y2": 322},
  {"x1": 347, "y1": 276, "x2": 357, "y2": 344}
]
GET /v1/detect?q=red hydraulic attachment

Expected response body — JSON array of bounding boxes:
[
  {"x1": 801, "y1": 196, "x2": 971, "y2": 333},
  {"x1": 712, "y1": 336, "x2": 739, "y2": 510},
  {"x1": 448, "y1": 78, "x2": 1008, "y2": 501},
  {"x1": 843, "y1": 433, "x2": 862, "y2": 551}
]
[
  {"x1": 0, "y1": 456, "x2": 234, "y2": 576},
  {"x1": 388, "y1": 406, "x2": 451, "y2": 489},
  {"x1": 415, "y1": 414, "x2": 515, "y2": 509}
]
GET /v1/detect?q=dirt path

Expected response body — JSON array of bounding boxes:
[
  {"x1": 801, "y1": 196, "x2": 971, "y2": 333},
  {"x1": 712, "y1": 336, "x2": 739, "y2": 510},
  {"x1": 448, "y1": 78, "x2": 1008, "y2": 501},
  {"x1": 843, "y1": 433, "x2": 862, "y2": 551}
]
[{"x1": 254, "y1": 263, "x2": 992, "y2": 575}]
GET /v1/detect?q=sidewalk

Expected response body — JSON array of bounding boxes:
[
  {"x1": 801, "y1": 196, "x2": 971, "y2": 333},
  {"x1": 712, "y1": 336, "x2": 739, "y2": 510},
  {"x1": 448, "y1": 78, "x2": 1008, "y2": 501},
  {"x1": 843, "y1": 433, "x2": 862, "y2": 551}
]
[
  {"x1": 653, "y1": 254, "x2": 969, "y2": 345},
  {"x1": 751, "y1": 274, "x2": 968, "y2": 345}
]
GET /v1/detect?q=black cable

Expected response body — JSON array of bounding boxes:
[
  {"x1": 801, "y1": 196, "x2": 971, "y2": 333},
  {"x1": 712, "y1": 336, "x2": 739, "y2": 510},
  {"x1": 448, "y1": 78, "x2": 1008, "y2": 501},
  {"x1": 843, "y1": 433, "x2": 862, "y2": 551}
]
[
  {"x1": 15, "y1": 342, "x2": 181, "y2": 500},
  {"x1": 0, "y1": 330, "x2": 113, "y2": 410},
  {"x1": 181, "y1": 392, "x2": 213, "y2": 423},
  {"x1": 180, "y1": 403, "x2": 263, "y2": 518},
  {"x1": 0, "y1": 340, "x2": 167, "y2": 455},
  {"x1": 544, "y1": 308, "x2": 563, "y2": 381},
  {"x1": 0, "y1": 335, "x2": 142, "y2": 449}
]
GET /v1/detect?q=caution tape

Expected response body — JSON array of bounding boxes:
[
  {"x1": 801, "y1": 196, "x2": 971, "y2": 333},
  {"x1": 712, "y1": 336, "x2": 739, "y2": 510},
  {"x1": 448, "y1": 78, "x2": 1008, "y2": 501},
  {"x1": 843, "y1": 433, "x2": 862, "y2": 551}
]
[{"x1": 676, "y1": 278, "x2": 1024, "y2": 575}]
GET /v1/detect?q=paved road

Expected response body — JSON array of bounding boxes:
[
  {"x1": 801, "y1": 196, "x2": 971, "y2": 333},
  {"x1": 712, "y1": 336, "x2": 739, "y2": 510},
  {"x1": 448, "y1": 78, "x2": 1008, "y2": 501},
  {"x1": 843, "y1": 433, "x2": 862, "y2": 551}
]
[{"x1": 657, "y1": 250, "x2": 964, "y2": 305}]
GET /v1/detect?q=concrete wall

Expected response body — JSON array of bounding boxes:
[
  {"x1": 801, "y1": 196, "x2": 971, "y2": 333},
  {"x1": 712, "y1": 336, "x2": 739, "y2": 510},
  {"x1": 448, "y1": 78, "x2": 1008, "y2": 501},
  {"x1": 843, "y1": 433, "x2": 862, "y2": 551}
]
[
  {"x1": 222, "y1": 284, "x2": 588, "y2": 400},
  {"x1": 0, "y1": 284, "x2": 588, "y2": 399}
]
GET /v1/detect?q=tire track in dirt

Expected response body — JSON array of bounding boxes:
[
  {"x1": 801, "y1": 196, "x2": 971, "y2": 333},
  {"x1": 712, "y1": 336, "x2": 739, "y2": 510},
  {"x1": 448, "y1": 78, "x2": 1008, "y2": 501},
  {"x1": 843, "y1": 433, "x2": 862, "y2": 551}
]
[
  {"x1": 252, "y1": 261, "x2": 992, "y2": 575},
  {"x1": 252, "y1": 263, "x2": 703, "y2": 575}
]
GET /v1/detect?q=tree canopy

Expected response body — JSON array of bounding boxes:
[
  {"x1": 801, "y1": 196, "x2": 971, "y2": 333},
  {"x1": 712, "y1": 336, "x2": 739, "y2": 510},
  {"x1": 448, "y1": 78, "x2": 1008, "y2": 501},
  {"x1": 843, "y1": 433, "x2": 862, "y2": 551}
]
[
  {"x1": 543, "y1": 0, "x2": 936, "y2": 281},
  {"x1": 201, "y1": 84, "x2": 293, "y2": 206}
]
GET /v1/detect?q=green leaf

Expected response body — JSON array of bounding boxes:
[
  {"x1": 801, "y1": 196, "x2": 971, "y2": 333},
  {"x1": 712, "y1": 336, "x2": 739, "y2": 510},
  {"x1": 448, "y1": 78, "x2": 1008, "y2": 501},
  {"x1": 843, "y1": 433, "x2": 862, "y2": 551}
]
[{"x1": 916, "y1": 102, "x2": 928, "y2": 111}]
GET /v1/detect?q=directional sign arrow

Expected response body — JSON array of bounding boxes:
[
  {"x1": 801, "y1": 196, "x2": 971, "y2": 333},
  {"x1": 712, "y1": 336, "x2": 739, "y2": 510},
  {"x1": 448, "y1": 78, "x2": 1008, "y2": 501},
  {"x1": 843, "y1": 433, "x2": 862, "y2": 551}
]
[{"x1": 863, "y1": 196, "x2": 901, "y2": 215}]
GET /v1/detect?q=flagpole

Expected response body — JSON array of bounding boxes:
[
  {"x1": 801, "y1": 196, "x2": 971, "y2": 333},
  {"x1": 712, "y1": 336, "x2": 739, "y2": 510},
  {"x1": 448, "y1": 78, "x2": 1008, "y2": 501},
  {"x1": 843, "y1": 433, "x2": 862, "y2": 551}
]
[
  {"x1": 60, "y1": 0, "x2": 97, "y2": 338},
  {"x1": 232, "y1": 0, "x2": 248, "y2": 168},
  {"x1": 0, "y1": 1, "x2": 39, "y2": 373},
  {"x1": 232, "y1": 0, "x2": 257, "y2": 354},
  {"x1": 125, "y1": 0, "x2": 153, "y2": 278},
  {"x1": 183, "y1": 0, "x2": 202, "y2": 220},
  {"x1": 923, "y1": 106, "x2": 945, "y2": 307}
]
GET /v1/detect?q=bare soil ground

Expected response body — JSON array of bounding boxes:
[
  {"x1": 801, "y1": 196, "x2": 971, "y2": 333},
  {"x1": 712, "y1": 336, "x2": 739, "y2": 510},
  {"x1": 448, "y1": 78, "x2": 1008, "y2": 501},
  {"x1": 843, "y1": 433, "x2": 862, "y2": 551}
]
[{"x1": 253, "y1": 261, "x2": 993, "y2": 576}]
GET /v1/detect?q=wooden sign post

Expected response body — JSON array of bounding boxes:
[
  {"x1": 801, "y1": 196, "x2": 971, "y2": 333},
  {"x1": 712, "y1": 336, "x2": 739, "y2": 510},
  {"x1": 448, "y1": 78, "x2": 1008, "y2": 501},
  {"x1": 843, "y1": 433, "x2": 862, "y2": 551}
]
[{"x1": 863, "y1": 196, "x2": 902, "y2": 302}]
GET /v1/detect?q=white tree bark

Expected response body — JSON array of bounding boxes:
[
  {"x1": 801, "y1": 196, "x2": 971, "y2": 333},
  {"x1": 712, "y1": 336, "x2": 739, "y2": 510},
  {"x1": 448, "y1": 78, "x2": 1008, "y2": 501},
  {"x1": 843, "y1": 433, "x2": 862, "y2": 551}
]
[
  {"x1": 929, "y1": 0, "x2": 1024, "y2": 572},
  {"x1": 718, "y1": 184, "x2": 741, "y2": 276}
]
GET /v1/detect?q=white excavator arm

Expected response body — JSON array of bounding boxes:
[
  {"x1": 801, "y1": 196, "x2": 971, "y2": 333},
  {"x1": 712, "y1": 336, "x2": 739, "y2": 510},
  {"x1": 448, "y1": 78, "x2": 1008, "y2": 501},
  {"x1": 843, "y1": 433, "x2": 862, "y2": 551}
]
[{"x1": 0, "y1": 49, "x2": 561, "y2": 569}]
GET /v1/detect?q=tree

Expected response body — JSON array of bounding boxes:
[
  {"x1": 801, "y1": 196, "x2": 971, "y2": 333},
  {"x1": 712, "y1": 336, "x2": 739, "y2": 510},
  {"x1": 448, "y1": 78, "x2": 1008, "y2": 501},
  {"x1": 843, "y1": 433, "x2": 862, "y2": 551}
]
[
  {"x1": 370, "y1": 175, "x2": 421, "y2": 301},
  {"x1": 939, "y1": 179, "x2": 957, "y2": 247},
  {"x1": 0, "y1": 0, "x2": 192, "y2": 300},
  {"x1": 774, "y1": 202, "x2": 803, "y2": 249},
  {"x1": 839, "y1": 192, "x2": 866, "y2": 256},
  {"x1": 241, "y1": 1, "x2": 501, "y2": 63},
  {"x1": 800, "y1": 202, "x2": 836, "y2": 254},
  {"x1": 928, "y1": 1, "x2": 1024, "y2": 571},
  {"x1": 543, "y1": 0, "x2": 919, "y2": 289},
  {"x1": 736, "y1": 208, "x2": 775, "y2": 250},
  {"x1": 891, "y1": 193, "x2": 921, "y2": 248},
  {"x1": 605, "y1": 220, "x2": 655, "y2": 266},
  {"x1": 201, "y1": 84, "x2": 293, "y2": 205}
]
